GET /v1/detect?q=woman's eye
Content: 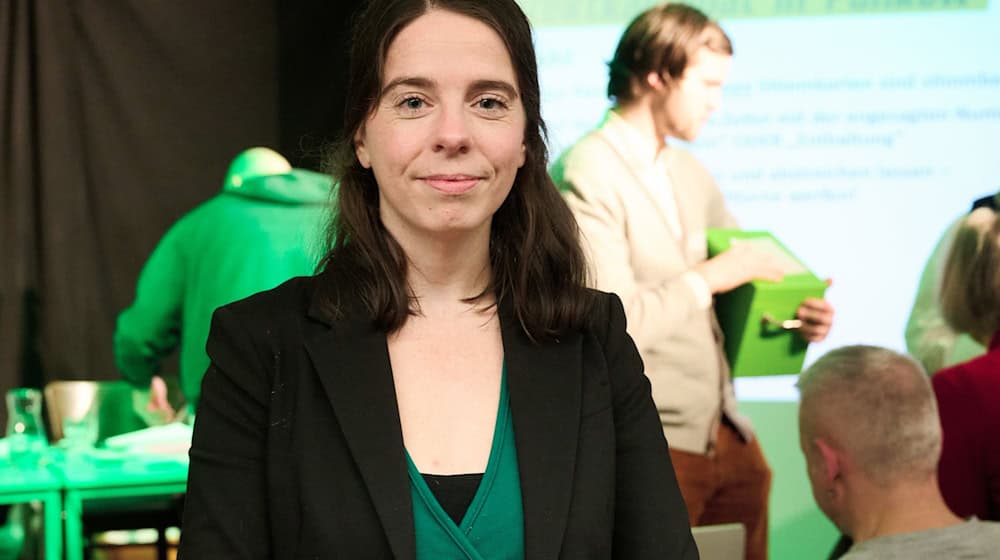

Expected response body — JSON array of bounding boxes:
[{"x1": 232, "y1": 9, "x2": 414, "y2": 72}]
[
  {"x1": 401, "y1": 97, "x2": 424, "y2": 110},
  {"x1": 477, "y1": 97, "x2": 507, "y2": 111}
]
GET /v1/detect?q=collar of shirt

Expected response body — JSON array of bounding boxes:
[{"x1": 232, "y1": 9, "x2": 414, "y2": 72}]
[
  {"x1": 602, "y1": 110, "x2": 670, "y2": 170},
  {"x1": 599, "y1": 110, "x2": 712, "y2": 309},
  {"x1": 600, "y1": 110, "x2": 679, "y2": 227}
]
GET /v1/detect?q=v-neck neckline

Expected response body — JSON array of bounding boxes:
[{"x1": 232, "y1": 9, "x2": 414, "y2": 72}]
[{"x1": 405, "y1": 367, "x2": 510, "y2": 535}]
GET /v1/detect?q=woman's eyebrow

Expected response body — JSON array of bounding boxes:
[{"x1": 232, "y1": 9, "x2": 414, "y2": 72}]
[
  {"x1": 468, "y1": 80, "x2": 519, "y2": 100},
  {"x1": 379, "y1": 77, "x2": 519, "y2": 101},
  {"x1": 380, "y1": 76, "x2": 435, "y2": 98}
]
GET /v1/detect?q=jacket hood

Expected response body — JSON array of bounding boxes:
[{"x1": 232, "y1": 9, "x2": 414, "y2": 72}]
[{"x1": 222, "y1": 168, "x2": 334, "y2": 205}]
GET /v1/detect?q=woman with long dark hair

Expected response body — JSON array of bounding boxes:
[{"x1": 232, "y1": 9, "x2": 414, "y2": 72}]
[{"x1": 179, "y1": 1, "x2": 696, "y2": 557}]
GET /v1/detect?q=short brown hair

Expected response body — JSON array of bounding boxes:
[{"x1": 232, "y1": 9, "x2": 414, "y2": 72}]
[
  {"x1": 940, "y1": 207, "x2": 1000, "y2": 342},
  {"x1": 607, "y1": 2, "x2": 732, "y2": 104},
  {"x1": 318, "y1": 0, "x2": 594, "y2": 340}
]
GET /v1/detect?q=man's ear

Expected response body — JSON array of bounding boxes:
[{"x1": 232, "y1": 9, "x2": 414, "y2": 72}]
[
  {"x1": 354, "y1": 127, "x2": 371, "y2": 169},
  {"x1": 815, "y1": 437, "x2": 842, "y2": 486},
  {"x1": 646, "y1": 71, "x2": 667, "y2": 91}
]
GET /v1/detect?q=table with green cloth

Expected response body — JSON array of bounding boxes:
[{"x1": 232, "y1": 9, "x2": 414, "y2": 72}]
[
  {"x1": 0, "y1": 460, "x2": 63, "y2": 560},
  {"x1": 0, "y1": 422, "x2": 191, "y2": 559},
  {"x1": 60, "y1": 450, "x2": 188, "y2": 560}
]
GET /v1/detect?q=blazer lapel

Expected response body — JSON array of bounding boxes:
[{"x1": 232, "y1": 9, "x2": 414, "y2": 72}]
[
  {"x1": 596, "y1": 122, "x2": 687, "y2": 261},
  {"x1": 304, "y1": 305, "x2": 415, "y2": 560},
  {"x1": 501, "y1": 300, "x2": 582, "y2": 560}
]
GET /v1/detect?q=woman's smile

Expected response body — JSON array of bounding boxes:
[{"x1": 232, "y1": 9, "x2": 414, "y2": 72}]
[{"x1": 420, "y1": 174, "x2": 483, "y2": 195}]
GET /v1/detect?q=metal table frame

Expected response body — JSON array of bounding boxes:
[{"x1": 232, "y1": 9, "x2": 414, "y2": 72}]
[
  {"x1": 60, "y1": 459, "x2": 187, "y2": 560},
  {"x1": 0, "y1": 467, "x2": 64, "y2": 560}
]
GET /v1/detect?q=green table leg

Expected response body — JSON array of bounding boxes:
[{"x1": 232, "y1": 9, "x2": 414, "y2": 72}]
[
  {"x1": 62, "y1": 482, "x2": 186, "y2": 560},
  {"x1": 42, "y1": 490, "x2": 62, "y2": 560},
  {"x1": 0, "y1": 491, "x2": 64, "y2": 560},
  {"x1": 63, "y1": 491, "x2": 84, "y2": 560}
]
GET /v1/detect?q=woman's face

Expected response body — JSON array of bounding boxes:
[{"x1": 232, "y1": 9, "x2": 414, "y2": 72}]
[{"x1": 354, "y1": 9, "x2": 526, "y2": 244}]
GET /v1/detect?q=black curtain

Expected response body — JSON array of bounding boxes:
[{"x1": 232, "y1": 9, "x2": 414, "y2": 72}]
[
  {"x1": 277, "y1": 1, "x2": 355, "y2": 170},
  {"x1": 1, "y1": 0, "x2": 360, "y2": 427}
]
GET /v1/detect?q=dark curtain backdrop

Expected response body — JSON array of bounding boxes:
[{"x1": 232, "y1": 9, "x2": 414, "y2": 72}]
[
  {"x1": 1, "y1": 0, "x2": 360, "y2": 427},
  {"x1": 278, "y1": 1, "x2": 353, "y2": 170}
]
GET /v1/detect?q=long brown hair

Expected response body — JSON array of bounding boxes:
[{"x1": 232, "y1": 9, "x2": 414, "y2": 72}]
[{"x1": 317, "y1": 0, "x2": 593, "y2": 341}]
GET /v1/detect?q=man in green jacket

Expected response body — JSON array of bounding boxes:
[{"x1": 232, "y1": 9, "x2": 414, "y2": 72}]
[{"x1": 114, "y1": 147, "x2": 334, "y2": 419}]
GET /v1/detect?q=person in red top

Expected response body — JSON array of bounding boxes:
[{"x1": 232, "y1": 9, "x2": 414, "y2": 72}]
[{"x1": 934, "y1": 205, "x2": 1000, "y2": 520}]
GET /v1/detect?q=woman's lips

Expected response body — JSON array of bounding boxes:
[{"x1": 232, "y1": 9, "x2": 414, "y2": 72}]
[{"x1": 421, "y1": 175, "x2": 481, "y2": 195}]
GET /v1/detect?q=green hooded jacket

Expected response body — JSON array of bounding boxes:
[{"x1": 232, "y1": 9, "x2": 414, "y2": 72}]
[{"x1": 114, "y1": 168, "x2": 334, "y2": 411}]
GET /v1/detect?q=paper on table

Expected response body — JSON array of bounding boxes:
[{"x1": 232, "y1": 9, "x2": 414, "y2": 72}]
[{"x1": 103, "y1": 422, "x2": 192, "y2": 457}]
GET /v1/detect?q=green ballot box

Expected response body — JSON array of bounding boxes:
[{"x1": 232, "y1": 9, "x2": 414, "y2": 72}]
[{"x1": 706, "y1": 229, "x2": 827, "y2": 377}]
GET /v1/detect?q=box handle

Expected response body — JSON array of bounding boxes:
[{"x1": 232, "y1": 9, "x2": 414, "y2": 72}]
[{"x1": 761, "y1": 313, "x2": 802, "y2": 331}]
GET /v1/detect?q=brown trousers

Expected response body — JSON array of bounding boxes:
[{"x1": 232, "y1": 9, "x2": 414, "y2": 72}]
[{"x1": 669, "y1": 421, "x2": 772, "y2": 560}]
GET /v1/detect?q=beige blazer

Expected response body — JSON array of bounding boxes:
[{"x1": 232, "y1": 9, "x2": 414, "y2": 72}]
[{"x1": 552, "y1": 114, "x2": 753, "y2": 454}]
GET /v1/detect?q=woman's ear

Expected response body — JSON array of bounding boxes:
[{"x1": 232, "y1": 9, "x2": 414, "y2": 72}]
[{"x1": 354, "y1": 127, "x2": 371, "y2": 169}]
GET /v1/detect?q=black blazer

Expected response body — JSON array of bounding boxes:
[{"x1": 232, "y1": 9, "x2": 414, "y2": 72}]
[{"x1": 179, "y1": 276, "x2": 697, "y2": 559}]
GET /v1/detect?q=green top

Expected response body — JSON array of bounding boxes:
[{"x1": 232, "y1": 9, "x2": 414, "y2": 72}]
[
  {"x1": 114, "y1": 165, "x2": 334, "y2": 410},
  {"x1": 406, "y1": 369, "x2": 524, "y2": 560}
]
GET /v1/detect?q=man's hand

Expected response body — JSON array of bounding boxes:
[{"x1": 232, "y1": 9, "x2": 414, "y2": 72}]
[
  {"x1": 797, "y1": 297, "x2": 834, "y2": 342},
  {"x1": 148, "y1": 375, "x2": 176, "y2": 423},
  {"x1": 695, "y1": 243, "x2": 786, "y2": 294}
]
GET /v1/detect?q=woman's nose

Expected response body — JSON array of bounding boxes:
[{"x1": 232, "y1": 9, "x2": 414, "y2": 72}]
[{"x1": 432, "y1": 105, "x2": 471, "y2": 155}]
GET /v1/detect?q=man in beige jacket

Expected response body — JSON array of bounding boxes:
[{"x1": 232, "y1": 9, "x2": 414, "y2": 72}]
[{"x1": 551, "y1": 4, "x2": 834, "y2": 560}]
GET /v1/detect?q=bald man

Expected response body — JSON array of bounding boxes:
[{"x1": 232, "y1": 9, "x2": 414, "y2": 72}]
[{"x1": 797, "y1": 345, "x2": 1000, "y2": 559}]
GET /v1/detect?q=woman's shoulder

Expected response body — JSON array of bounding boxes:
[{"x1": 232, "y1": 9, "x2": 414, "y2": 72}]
[
  {"x1": 203, "y1": 277, "x2": 324, "y2": 375},
  {"x1": 934, "y1": 348, "x2": 1000, "y2": 395},
  {"x1": 216, "y1": 275, "x2": 319, "y2": 326},
  {"x1": 579, "y1": 288, "x2": 626, "y2": 339},
  {"x1": 583, "y1": 287, "x2": 620, "y2": 309}
]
